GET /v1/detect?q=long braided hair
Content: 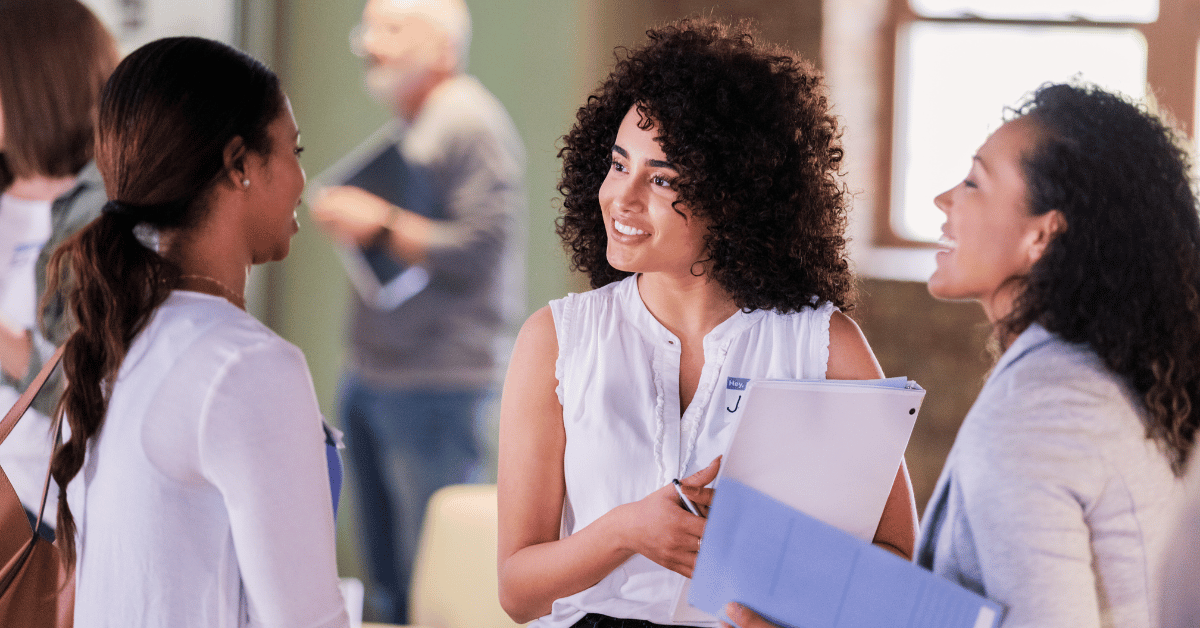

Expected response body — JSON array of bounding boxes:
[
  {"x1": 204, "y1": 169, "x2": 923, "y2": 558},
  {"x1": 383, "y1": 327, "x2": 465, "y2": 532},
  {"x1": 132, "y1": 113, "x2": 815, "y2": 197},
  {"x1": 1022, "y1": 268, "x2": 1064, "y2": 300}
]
[{"x1": 45, "y1": 36, "x2": 283, "y2": 567}]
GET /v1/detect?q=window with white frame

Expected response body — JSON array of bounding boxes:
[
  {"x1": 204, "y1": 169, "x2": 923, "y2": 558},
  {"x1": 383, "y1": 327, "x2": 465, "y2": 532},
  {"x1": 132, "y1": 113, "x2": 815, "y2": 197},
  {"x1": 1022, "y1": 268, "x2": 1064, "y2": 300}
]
[{"x1": 884, "y1": 0, "x2": 1199, "y2": 245}]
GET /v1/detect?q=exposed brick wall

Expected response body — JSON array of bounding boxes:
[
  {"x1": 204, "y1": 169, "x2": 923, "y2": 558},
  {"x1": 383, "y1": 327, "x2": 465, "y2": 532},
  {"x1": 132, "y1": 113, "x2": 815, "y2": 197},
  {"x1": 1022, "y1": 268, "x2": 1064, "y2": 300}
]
[
  {"x1": 654, "y1": 0, "x2": 824, "y2": 67},
  {"x1": 850, "y1": 279, "x2": 993, "y2": 512}
]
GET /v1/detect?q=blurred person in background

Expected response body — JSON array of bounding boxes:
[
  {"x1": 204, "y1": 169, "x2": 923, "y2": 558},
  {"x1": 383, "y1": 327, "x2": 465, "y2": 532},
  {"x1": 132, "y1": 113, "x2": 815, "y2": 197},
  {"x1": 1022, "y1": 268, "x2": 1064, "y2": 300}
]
[
  {"x1": 0, "y1": 0, "x2": 118, "y2": 540},
  {"x1": 310, "y1": 0, "x2": 526, "y2": 622}
]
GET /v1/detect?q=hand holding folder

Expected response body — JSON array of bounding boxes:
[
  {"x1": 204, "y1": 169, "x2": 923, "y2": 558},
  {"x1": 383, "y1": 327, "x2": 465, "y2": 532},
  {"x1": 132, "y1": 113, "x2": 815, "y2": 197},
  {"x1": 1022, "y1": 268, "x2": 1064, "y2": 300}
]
[
  {"x1": 306, "y1": 123, "x2": 436, "y2": 311},
  {"x1": 675, "y1": 378, "x2": 1002, "y2": 628}
]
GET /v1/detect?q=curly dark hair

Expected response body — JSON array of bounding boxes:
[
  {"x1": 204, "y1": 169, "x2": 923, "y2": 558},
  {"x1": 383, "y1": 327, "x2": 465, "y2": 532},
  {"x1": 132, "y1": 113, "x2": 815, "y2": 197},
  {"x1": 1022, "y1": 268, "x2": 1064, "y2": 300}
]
[
  {"x1": 556, "y1": 18, "x2": 853, "y2": 313},
  {"x1": 1003, "y1": 82, "x2": 1200, "y2": 475}
]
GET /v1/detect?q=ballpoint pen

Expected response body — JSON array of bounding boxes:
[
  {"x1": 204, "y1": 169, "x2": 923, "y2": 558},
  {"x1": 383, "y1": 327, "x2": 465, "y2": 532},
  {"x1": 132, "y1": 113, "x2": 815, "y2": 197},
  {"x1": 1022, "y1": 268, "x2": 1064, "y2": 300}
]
[{"x1": 672, "y1": 478, "x2": 703, "y2": 517}]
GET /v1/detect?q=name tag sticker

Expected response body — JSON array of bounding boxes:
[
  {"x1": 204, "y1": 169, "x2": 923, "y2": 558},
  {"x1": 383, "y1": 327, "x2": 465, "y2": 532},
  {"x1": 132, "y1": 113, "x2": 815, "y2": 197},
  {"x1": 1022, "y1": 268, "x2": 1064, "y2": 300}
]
[{"x1": 725, "y1": 377, "x2": 749, "y2": 413}]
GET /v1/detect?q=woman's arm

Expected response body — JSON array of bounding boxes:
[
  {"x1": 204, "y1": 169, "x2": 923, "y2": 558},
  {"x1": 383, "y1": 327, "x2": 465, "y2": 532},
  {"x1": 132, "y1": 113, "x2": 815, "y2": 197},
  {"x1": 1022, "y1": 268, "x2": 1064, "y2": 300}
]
[
  {"x1": 0, "y1": 320, "x2": 32, "y2": 380},
  {"x1": 826, "y1": 312, "x2": 918, "y2": 559},
  {"x1": 497, "y1": 307, "x2": 717, "y2": 623},
  {"x1": 198, "y1": 339, "x2": 349, "y2": 628},
  {"x1": 955, "y1": 381, "x2": 1108, "y2": 628}
]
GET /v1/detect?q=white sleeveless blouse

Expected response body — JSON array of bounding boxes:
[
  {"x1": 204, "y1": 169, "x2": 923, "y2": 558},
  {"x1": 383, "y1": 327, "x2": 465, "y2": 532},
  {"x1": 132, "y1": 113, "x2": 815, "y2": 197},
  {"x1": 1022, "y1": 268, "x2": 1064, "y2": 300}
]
[{"x1": 542, "y1": 275, "x2": 835, "y2": 627}]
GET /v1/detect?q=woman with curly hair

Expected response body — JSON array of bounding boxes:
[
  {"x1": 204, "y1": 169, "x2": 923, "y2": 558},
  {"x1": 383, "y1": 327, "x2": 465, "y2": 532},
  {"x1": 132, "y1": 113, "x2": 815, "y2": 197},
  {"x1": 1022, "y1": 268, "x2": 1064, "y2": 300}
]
[
  {"x1": 913, "y1": 82, "x2": 1200, "y2": 628},
  {"x1": 497, "y1": 18, "x2": 917, "y2": 627}
]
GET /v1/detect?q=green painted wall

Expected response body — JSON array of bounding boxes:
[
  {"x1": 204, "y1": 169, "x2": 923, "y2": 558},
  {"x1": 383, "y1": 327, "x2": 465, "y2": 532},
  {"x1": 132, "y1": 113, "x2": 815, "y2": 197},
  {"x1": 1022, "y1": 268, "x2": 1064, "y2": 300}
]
[{"x1": 276, "y1": 0, "x2": 594, "y2": 417}]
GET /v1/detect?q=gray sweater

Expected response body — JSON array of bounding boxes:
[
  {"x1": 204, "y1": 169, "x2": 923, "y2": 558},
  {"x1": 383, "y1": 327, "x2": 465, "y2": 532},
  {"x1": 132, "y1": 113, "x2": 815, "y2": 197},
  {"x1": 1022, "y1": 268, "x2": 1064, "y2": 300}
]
[
  {"x1": 342, "y1": 75, "x2": 526, "y2": 390},
  {"x1": 917, "y1": 324, "x2": 1183, "y2": 628}
]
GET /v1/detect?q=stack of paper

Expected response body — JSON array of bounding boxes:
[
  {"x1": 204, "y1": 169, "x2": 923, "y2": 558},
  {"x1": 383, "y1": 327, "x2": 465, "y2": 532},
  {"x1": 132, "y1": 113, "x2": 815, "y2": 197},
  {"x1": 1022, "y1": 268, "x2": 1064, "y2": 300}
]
[{"x1": 690, "y1": 479, "x2": 1001, "y2": 628}]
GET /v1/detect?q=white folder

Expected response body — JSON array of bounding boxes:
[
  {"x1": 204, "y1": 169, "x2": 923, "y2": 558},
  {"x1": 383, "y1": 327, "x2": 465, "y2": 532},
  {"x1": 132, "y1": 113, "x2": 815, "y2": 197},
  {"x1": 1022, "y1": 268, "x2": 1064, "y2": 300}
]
[
  {"x1": 720, "y1": 377, "x2": 925, "y2": 540},
  {"x1": 672, "y1": 377, "x2": 926, "y2": 626}
]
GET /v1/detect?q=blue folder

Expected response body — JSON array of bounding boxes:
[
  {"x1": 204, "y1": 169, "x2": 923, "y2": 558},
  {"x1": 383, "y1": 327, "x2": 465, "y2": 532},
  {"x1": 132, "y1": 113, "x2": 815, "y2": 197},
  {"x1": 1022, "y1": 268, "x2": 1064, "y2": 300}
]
[
  {"x1": 307, "y1": 123, "x2": 436, "y2": 310},
  {"x1": 689, "y1": 478, "x2": 1003, "y2": 628}
]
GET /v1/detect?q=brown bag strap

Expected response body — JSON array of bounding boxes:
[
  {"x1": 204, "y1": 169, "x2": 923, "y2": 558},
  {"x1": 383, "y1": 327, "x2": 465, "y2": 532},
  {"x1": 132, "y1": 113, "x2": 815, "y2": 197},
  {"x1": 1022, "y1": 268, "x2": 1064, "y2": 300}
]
[
  {"x1": 0, "y1": 345, "x2": 66, "y2": 532},
  {"x1": 0, "y1": 345, "x2": 66, "y2": 447},
  {"x1": 34, "y1": 408, "x2": 66, "y2": 534}
]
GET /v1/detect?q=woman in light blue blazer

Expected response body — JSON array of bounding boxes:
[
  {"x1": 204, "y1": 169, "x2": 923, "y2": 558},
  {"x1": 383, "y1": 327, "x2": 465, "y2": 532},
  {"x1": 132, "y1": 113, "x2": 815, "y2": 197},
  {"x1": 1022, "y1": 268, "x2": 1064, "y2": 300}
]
[
  {"x1": 725, "y1": 81, "x2": 1200, "y2": 628},
  {"x1": 914, "y1": 82, "x2": 1200, "y2": 628}
]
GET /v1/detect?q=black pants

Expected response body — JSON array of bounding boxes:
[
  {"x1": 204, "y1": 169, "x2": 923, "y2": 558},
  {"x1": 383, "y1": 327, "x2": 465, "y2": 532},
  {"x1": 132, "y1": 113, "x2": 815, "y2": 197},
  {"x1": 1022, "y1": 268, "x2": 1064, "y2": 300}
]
[{"x1": 571, "y1": 613, "x2": 704, "y2": 628}]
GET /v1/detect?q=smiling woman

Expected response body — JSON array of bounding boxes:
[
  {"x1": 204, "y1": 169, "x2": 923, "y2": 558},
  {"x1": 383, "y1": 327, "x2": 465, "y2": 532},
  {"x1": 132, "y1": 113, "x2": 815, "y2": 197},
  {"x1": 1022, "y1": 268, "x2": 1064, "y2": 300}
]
[
  {"x1": 928, "y1": 115, "x2": 1065, "y2": 322},
  {"x1": 243, "y1": 106, "x2": 305, "y2": 264},
  {"x1": 918, "y1": 82, "x2": 1200, "y2": 628},
  {"x1": 598, "y1": 107, "x2": 709, "y2": 280},
  {"x1": 496, "y1": 17, "x2": 918, "y2": 628}
]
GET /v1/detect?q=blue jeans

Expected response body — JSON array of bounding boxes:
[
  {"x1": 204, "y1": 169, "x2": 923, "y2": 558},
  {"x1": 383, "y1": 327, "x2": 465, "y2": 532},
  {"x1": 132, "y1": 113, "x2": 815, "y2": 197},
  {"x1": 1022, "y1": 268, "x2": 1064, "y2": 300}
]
[{"x1": 340, "y1": 375, "x2": 485, "y2": 624}]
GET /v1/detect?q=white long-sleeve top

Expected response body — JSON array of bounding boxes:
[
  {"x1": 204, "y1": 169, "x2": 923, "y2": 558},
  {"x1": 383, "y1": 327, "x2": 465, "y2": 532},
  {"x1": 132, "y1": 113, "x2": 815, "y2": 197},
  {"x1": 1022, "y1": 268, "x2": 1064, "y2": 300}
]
[{"x1": 70, "y1": 291, "x2": 348, "y2": 628}]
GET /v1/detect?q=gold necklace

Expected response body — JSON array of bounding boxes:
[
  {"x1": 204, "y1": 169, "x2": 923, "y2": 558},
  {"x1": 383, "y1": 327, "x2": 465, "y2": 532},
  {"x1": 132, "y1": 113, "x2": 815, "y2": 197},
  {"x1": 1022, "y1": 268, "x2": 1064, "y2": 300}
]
[{"x1": 177, "y1": 274, "x2": 246, "y2": 310}]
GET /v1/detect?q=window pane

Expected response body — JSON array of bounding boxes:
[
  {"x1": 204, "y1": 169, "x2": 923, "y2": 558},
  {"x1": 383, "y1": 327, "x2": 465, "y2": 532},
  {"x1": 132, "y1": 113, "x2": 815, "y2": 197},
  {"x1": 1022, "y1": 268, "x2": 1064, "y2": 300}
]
[
  {"x1": 910, "y1": 0, "x2": 1158, "y2": 22},
  {"x1": 893, "y1": 23, "x2": 1147, "y2": 241}
]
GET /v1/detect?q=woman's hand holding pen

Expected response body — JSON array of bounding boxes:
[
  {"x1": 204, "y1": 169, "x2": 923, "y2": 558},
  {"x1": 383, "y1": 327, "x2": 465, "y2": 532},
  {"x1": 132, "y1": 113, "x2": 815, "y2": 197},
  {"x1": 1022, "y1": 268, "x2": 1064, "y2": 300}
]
[
  {"x1": 610, "y1": 456, "x2": 721, "y2": 578},
  {"x1": 675, "y1": 455, "x2": 719, "y2": 518}
]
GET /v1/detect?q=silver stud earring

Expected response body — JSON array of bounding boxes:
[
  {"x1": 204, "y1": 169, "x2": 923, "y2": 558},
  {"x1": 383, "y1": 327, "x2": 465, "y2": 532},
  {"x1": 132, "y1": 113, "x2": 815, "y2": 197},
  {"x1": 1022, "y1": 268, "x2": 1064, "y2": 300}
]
[{"x1": 242, "y1": 179, "x2": 250, "y2": 188}]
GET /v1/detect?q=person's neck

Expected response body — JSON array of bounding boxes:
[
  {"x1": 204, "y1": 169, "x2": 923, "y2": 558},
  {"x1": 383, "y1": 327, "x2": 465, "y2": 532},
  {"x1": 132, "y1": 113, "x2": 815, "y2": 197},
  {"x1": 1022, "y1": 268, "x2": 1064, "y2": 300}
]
[
  {"x1": 5, "y1": 174, "x2": 77, "y2": 201},
  {"x1": 637, "y1": 272, "x2": 739, "y2": 340},
  {"x1": 397, "y1": 70, "x2": 456, "y2": 122},
  {"x1": 175, "y1": 271, "x2": 247, "y2": 310},
  {"x1": 160, "y1": 229, "x2": 251, "y2": 310},
  {"x1": 981, "y1": 283, "x2": 1022, "y2": 350}
]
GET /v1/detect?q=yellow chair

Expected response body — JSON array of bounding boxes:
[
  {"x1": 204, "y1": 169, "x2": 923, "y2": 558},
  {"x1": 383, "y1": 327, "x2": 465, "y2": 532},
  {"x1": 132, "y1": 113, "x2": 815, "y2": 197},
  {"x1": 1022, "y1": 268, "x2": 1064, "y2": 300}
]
[{"x1": 373, "y1": 483, "x2": 524, "y2": 628}]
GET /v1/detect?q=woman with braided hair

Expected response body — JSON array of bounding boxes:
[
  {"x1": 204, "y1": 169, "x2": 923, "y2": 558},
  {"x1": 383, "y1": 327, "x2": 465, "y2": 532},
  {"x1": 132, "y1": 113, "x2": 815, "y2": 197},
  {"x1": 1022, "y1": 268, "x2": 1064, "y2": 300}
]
[{"x1": 48, "y1": 37, "x2": 349, "y2": 627}]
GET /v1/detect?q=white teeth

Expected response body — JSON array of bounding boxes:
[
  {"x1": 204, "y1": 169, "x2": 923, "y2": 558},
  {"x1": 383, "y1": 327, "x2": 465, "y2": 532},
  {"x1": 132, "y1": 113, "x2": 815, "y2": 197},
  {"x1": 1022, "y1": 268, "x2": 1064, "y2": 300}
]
[{"x1": 614, "y1": 220, "x2": 647, "y2": 236}]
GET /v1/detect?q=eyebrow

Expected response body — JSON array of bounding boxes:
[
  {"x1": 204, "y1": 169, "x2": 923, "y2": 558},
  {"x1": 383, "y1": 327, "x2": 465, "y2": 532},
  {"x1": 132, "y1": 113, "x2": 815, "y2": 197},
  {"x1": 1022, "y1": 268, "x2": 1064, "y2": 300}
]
[
  {"x1": 972, "y1": 154, "x2": 989, "y2": 175},
  {"x1": 612, "y1": 144, "x2": 677, "y2": 170}
]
